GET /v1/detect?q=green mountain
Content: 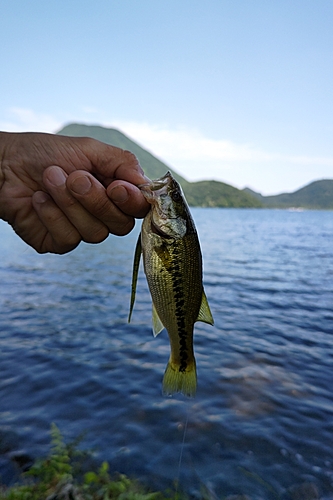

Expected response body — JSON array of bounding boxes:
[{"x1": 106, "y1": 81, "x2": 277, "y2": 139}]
[
  {"x1": 57, "y1": 123, "x2": 262, "y2": 208},
  {"x1": 184, "y1": 180, "x2": 261, "y2": 208},
  {"x1": 244, "y1": 179, "x2": 333, "y2": 209},
  {"x1": 57, "y1": 123, "x2": 188, "y2": 186},
  {"x1": 57, "y1": 123, "x2": 333, "y2": 209}
]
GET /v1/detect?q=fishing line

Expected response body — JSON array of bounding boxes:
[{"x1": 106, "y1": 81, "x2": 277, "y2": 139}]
[{"x1": 175, "y1": 399, "x2": 190, "y2": 497}]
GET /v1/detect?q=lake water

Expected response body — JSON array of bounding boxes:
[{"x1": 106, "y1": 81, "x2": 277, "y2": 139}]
[{"x1": 0, "y1": 209, "x2": 333, "y2": 499}]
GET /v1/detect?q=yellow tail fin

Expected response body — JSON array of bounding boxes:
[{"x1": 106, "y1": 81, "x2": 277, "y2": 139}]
[{"x1": 162, "y1": 361, "x2": 197, "y2": 398}]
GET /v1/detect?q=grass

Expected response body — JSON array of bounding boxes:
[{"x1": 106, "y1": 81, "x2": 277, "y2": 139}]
[
  {"x1": 0, "y1": 425, "x2": 296, "y2": 499},
  {"x1": 0, "y1": 424, "x2": 166, "y2": 500}
]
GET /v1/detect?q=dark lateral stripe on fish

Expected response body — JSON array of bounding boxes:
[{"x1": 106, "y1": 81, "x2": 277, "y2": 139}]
[
  {"x1": 130, "y1": 171, "x2": 213, "y2": 397},
  {"x1": 169, "y1": 248, "x2": 189, "y2": 373}
]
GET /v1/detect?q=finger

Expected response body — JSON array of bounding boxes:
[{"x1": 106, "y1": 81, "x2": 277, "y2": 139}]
[
  {"x1": 66, "y1": 170, "x2": 136, "y2": 236},
  {"x1": 32, "y1": 191, "x2": 81, "y2": 254},
  {"x1": 43, "y1": 166, "x2": 112, "y2": 242},
  {"x1": 107, "y1": 180, "x2": 150, "y2": 219},
  {"x1": 111, "y1": 149, "x2": 151, "y2": 185},
  {"x1": 83, "y1": 142, "x2": 150, "y2": 186}
]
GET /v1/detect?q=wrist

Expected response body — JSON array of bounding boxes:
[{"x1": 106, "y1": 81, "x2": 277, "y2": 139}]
[
  {"x1": 0, "y1": 132, "x2": 10, "y2": 191},
  {"x1": 0, "y1": 132, "x2": 17, "y2": 189}
]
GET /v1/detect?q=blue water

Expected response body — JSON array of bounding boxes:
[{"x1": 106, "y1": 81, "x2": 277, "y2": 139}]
[{"x1": 0, "y1": 209, "x2": 333, "y2": 499}]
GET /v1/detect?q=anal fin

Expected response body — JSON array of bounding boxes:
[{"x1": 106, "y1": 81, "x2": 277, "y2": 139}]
[
  {"x1": 152, "y1": 303, "x2": 165, "y2": 337},
  {"x1": 196, "y1": 290, "x2": 214, "y2": 325}
]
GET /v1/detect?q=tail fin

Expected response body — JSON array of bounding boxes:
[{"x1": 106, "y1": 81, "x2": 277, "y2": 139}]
[{"x1": 162, "y1": 361, "x2": 197, "y2": 398}]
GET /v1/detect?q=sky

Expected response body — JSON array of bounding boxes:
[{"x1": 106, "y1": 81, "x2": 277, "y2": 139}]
[{"x1": 1, "y1": 0, "x2": 333, "y2": 195}]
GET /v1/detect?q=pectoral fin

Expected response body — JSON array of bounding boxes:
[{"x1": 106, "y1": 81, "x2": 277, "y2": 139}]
[
  {"x1": 152, "y1": 303, "x2": 165, "y2": 337},
  {"x1": 196, "y1": 290, "x2": 214, "y2": 325},
  {"x1": 128, "y1": 233, "x2": 142, "y2": 323}
]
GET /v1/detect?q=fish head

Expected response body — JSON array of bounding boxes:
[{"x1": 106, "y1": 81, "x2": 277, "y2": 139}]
[{"x1": 139, "y1": 172, "x2": 190, "y2": 239}]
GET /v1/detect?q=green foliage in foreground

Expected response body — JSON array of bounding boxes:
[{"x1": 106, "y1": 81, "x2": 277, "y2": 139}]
[
  {"x1": 0, "y1": 425, "x2": 320, "y2": 500},
  {"x1": 0, "y1": 424, "x2": 164, "y2": 500}
]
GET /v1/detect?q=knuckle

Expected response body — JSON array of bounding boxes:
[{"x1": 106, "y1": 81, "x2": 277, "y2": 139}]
[
  {"x1": 123, "y1": 149, "x2": 138, "y2": 164},
  {"x1": 57, "y1": 232, "x2": 81, "y2": 252},
  {"x1": 37, "y1": 234, "x2": 79, "y2": 255},
  {"x1": 35, "y1": 245, "x2": 49, "y2": 255},
  {"x1": 111, "y1": 218, "x2": 135, "y2": 237},
  {"x1": 91, "y1": 197, "x2": 115, "y2": 220},
  {"x1": 54, "y1": 243, "x2": 78, "y2": 255},
  {"x1": 64, "y1": 196, "x2": 78, "y2": 208},
  {"x1": 83, "y1": 225, "x2": 109, "y2": 244},
  {"x1": 77, "y1": 136, "x2": 95, "y2": 149}
]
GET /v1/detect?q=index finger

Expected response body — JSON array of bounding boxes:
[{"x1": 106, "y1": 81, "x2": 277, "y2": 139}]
[
  {"x1": 107, "y1": 180, "x2": 150, "y2": 219},
  {"x1": 81, "y1": 140, "x2": 149, "y2": 187}
]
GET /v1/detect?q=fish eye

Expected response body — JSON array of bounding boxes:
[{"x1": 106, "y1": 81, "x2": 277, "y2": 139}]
[{"x1": 171, "y1": 190, "x2": 182, "y2": 202}]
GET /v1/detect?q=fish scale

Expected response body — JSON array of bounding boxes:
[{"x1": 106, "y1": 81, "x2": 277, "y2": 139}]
[
  {"x1": 129, "y1": 171, "x2": 214, "y2": 397},
  {"x1": 143, "y1": 226, "x2": 202, "y2": 371}
]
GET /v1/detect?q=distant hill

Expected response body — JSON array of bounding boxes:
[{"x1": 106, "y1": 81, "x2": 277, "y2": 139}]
[
  {"x1": 58, "y1": 123, "x2": 333, "y2": 209},
  {"x1": 184, "y1": 180, "x2": 261, "y2": 208},
  {"x1": 57, "y1": 123, "x2": 262, "y2": 208},
  {"x1": 57, "y1": 123, "x2": 188, "y2": 186},
  {"x1": 244, "y1": 179, "x2": 333, "y2": 209}
]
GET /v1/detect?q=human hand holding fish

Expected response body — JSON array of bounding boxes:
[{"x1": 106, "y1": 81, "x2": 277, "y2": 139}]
[
  {"x1": 129, "y1": 171, "x2": 214, "y2": 397},
  {"x1": 0, "y1": 131, "x2": 149, "y2": 254},
  {"x1": 0, "y1": 132, "x2": 213, "y2": 396}
]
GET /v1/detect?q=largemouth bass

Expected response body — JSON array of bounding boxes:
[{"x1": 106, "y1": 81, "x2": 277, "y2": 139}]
[{"x1": 129, "y1": 171, "x2": 214, "y2": 397}]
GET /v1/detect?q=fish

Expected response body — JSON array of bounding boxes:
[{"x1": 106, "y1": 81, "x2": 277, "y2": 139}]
[{"x1": 128, "y1": 171, "x2": 214, "y2": 397}]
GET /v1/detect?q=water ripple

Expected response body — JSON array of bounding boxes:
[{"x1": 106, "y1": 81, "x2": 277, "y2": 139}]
[{"x1": 0, "y1": 210, "x2": 333, "y2": 498}]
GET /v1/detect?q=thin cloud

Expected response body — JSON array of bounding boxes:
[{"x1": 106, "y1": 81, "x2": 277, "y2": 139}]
[
  {"x1": 111, "y1": 120, "x2": 333, "y2": 168},
  {"x1": 1, "y1": 110, "x2": 332, "y2": 193},
  {"x1": 0, "y1": 107, "x2": 62, "y2": 133},
  {"x1": 111, "y1": 120, "x2": 272, "y2": 163},
  {"x1": 109, "y1": 121, "x2": 333, "y2": 193}
]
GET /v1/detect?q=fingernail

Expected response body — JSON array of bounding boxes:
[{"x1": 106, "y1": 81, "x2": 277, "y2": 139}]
[
  {"x1": 109, "y1": 185, "x2": 129, "y2": 203},
  {"x1": 34, "y1": 191, "x2": 49, "y2": 204},
  {"x1": 47, "y1": 166, "x2": 67, "y2": 187},
  {"x1": 70, "y1": 176, "x2": 92, "y2": 195}
]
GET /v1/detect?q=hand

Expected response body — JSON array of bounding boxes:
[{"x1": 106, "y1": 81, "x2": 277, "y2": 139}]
[{"x1": 0, "y1": 131, "x2": 149, "y2": 254}]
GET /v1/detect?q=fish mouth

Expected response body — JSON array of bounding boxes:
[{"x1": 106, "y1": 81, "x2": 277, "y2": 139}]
[
  {"x1": 150, "y1": 220, "x2": 174, "y2": 239},
  {"x1": 138, "y1": 171, "x2": 172, "y2": 196}
]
